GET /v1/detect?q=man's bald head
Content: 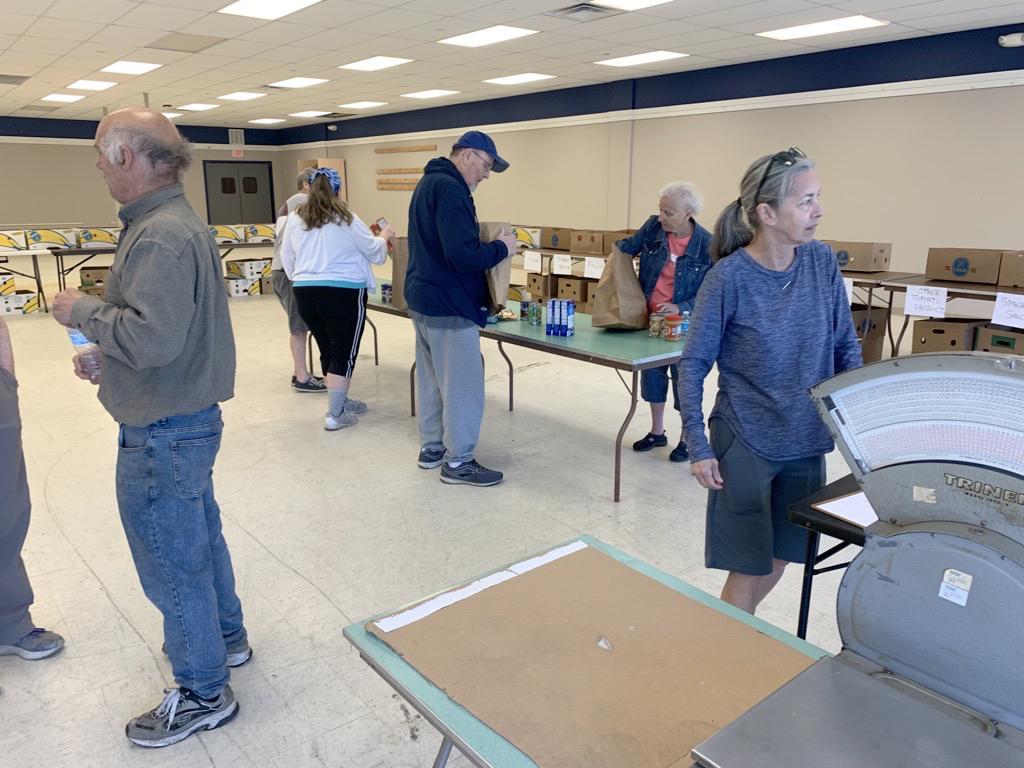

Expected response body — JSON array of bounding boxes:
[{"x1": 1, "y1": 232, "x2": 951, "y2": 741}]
[{"x1": 95, "y1": 107, "x2": 192, "y2": 200}]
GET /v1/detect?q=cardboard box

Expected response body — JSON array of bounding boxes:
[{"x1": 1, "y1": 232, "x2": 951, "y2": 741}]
[
  {"x1": 570, "y1": 230, "x2": 604, "y2": 255},
  {"x1": 527, "y1": 272, "x2": 556, "y2": 299},
  {"x1": 998, "y1": 251, "x2": 1024, "y2": 288},
  {"x1": 508, "y1": 285, "x2": 530, "y2": 302},
  {"x1": 861, "y1": 334, "x2": 885, "y2": 363},
  {"x1": 25, "y1": 228, "x2": 76, "y2": 249},
  {"x1": 0, "y1": 290, "x2": 39, "y2": 315},
  {"x1": 925, "y1": 248, "x2": 1003, "y2": 284},
  {"x1": 849, "y1": 303, "x2": 885, "y2": 340},
  {"x1": 0, "y1": 272, "x2": 14, "y2": 296},
  {"x1": 260, "y1": 275, "x2": 274, "y2": 295},
  {"x1": 513, "y1": 226, "x2": 541, "y2": 250},
  {"x1": 912, "y1": 318, "x2": 988, "y2": 353},
  {"x1": 225, "y1": 276, "x2": 260, "y2": 297},
  {"x1": 79, "y1": 266, "x2": 111, "y2": 287},
  {"x1": 974, "y1": 325, "x2": 1024, "y2": 354},
  {"x1": 0, "y1": 230, "x2": 27, "y2": 252},
  {"x1": 209, "y1": 225, "x2": 246, "y2": 244},
  {"x1": 80, "y1": 285, "x2": 105, "y2": 299},
  {"x1": 75, "y1": 227, "x2": 121, "y2": 248},
  {"x1": 577, "y1": 300, "x2": 594, "y2": 315},
  {"x1": 225, "y1": 257, "x2": 271, "y2": 280},
  {"x1": 245, "y1": 223, "x2": 276, "y2": 243},
  {"x1": 603, "y1": 230, "x2": 631, "y2": 254},
  {"x1": 540, "y1": 227, "x2": 571, "y2": 250},
  {"x1": 557, "y1": 277, "x2": 590, "y2": 303},
  {"x1": 827, "y1": 241, "x2": 891, "y2": 273}
]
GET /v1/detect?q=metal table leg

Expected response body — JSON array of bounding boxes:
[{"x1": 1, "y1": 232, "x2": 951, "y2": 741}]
[
  {"x1": 366, "y1": 315, "x2": 379, "y2": 366},
  {"x1": 796, "y1": 531, "x2": 820, "y2": 640},
  {"x1": 431, "y1": 735, "x2": 454, "y2": 768},
  {"x1": 31, "y1": 254, "x2": 48, "y2": 312},
  {"x1": 410, "y1": 361, "x2": 416, "y2": 417},
  {"x1": 496, "y1": 340, "x2": 513, "y2": 411},
  {"x1": 613, "y1": 370, "x2": 640, "y2": 503}
]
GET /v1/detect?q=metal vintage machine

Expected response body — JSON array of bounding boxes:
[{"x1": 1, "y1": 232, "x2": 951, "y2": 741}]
[{"x1": 693, "y1": 352, "x2": 1024, "y2": 768}]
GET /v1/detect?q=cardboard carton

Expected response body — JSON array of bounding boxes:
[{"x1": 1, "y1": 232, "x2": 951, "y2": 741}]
[
  {"x1": 260, "y1": 275, "x2": 274, "y2": 295},
  {"x1": 225, "y1": 257, "x2": 271, "y2": 280},
  {"x1": 577, "y1": 300, "x2": 594, "y2": 315},
  {"x1": 998, "y1": 251, "x2": 1024, "y2": 288},
  {"x1": 827, "y1": 241, "x2": 891, "y2": 273},
  {"x1": 25, "y1": 228, "x2": 76, "y2": 249},
  {"x1": 225, "y1": 276, "x2": 260, "y2": 297},
  {"x1": 860, "y1": 334, "x2": 885, "y2": 363},
  {"x1": 603, "y1": 230, "x2": 631, "y2": 254},
  {"x1": 925, "y1": 248, "x2": 1003, "y2": 284},
  {"x1": 513, "y1": 227, "x2": 541, "y2": 250},
  {"x1": 80, "y1": 285, "x2": 105, "y2": 299},
  {"x1": 527, "y1": 273, "x2": 556, "y2": 299},
  {"x1": 974, "y1": 325, "x2": 1024, "y2": 354},
  {"x1": 557, "y1": 277, "x2": 590, "y2": 304},
  {"x1": 540, "y1": 227, "x2": 571, "y2": 250},
  {"x1": 209, "y1": 225, "x2": 246, "y2": 244},
  {"x1": 0, "y1": 230, "x2": 27, "y2": 252},
  {"x1": 912, "y1": 318, "x2": 988, "y2": 353},
  {"x1": 390, "y1": 237, "x2": 409, "y2": 311},
  {"x1": 570, "y1": 230, "x2": 604, "y2": 255},
  {"x1": 0, "y1": 272, "x2": 14, "y2": 296},
  {"x1": 0, "y1": 290, "x2": 39, "y2": 314},
  {"x1": 245, "y1": 223, "x2": 276, "y2": 243},
  {"x1": 79, "y1": 266, "x2": 111, "y2": 287},
  {"x1": 849, "y1": 303, "x2": 885, "y2": 340},
  {"x1": 75, "y1": 227, "x2": 121, "y2": 248}
]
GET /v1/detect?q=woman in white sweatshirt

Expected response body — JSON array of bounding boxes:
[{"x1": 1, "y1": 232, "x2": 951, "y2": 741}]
[{"x1": 280, "y1": 167, "x2": 394, "y2": 430}]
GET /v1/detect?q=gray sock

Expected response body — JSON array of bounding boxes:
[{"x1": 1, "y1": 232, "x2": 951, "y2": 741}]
[{"x1": 328, "y1": 388, "x2": 347, "y2": 417}]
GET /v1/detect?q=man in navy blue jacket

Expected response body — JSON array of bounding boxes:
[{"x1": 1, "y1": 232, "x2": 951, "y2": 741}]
[{"x1": 405, "y1": 131, "x2": 517, "y2": 487}]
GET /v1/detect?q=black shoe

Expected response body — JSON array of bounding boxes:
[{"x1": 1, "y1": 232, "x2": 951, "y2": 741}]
[
  {"x1": 292, "y1": 375, "x2": 326, "y2": 393},
  {"x1": 669, "y1": 441, "x2": 689, "y2": 462},
  {"x1": 440, "y1": 460, "x2": 503, "y2": 487},
  {"x1": 417, "y1": 447, "x2": 445, "y2": 469},
  {"x1": 632, "y1": 432, "x2": 668, "y2": 452}
]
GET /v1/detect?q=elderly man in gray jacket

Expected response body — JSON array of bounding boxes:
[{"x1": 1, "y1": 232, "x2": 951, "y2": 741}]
[{"x1": 53, "y1": 107, "x2": 248, "y2": 748}]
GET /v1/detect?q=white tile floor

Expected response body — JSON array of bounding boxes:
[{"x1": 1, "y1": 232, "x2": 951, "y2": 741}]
[{"x1": 2, "y1": 296, "x2": 857, "y2": 767}]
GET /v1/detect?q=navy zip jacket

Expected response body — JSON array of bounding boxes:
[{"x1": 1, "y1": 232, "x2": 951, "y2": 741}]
[{"x1": 405, "y1": 157, "x2": 509, "y2": 327}]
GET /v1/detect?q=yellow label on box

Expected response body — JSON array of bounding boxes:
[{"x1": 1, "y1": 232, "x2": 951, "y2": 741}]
[
  {"x1": 210, "y1": 225, "x2": 246, "y2": 244},
  {"x1": 0, "y1": 230, "x2": 27, "y2": 251},
  {"x1": 0, "y1": 273, "x2": 14, "y2": 296},
  {"x1": 76, "y1": 227, "x2": 121, "y2": 248},
  {"x1": 26, "y1": 228, "x2": 76, "y2": 249},
  {"x1": 245, "y1": 224, "x2": 276, "y2": 243}
]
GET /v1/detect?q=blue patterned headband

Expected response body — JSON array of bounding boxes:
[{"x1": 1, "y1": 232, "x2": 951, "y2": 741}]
[{"x1": 309, "y1": 167, "x2": 341, "y2": 194}]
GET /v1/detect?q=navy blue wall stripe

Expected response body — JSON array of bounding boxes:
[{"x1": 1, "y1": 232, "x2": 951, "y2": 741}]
[{"x1": 2, "y1": 23, "x2": 1021, "y2": 146}]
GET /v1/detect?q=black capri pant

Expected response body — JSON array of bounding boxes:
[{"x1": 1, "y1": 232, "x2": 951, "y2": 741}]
[{"x1": 292, "y1": 285, "x2": 367, "y2": 378}]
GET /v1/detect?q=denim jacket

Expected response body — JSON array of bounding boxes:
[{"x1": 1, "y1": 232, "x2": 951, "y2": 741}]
[{"x1": 616, "y1": 215, "x2": 712, "y2": 312}]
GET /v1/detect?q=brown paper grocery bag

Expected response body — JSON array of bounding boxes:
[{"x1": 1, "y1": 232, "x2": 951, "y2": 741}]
[
  {"x1": 480, "y1": 221, "x2": 513, "y2": 311},
  {"x1": 391, "y1": 236, "x2": 409, "y2": 311},
  {"x1": 592, "y1": 246, "x2": 648, "y2": 329}
]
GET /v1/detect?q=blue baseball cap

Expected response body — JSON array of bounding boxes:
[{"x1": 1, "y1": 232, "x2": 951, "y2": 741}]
[{"x1": 452, "y1": 130, "x2": 509, "y2": 173}]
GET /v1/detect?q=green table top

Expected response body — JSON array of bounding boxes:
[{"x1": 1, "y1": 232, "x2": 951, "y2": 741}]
[{"x1": 343, "y1": 535, "x2": 828, "y2": 768}]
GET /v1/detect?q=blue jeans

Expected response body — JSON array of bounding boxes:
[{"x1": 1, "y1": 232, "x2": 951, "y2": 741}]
[
  {"x1": 117, "y1": 404, "x2": 246, "y2": 699},
  {"x1": 640, "y1": 363, "x2": 680, "y2": 410}
]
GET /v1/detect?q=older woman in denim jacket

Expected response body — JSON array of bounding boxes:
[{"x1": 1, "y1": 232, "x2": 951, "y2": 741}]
[{"x1": 616, "y1": 181, "x2": 712, "y2": 463}]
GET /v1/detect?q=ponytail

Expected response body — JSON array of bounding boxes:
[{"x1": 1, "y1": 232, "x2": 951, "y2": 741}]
[{"x1": 711, "y1": 199, "x2": 753, "y2": 262}]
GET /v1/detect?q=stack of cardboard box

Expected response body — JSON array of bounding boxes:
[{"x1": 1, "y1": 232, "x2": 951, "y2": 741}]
[
  {"x1": 0, "y1": 271, "x2": 38, "y2": 315},
  {"x1": 225, "y1": 257, "x2": 272, "y2": 297},
  {"x1": 79, "y1": 266, "x2": 110, "y2": 300}
]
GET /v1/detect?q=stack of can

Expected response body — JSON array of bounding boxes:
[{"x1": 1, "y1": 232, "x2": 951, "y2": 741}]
[
  {"x1": 545, "y1": 299, "x2": 575, "y2": 337},
  {"x1": 380, "y1": 281, "x2": 393, "y2": 304}
]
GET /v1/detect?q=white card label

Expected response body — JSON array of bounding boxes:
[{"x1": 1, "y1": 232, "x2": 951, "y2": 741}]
[
  {"x1": 992, "y1": 292, "x2": 1024, "y2": 329},
  {"x1": 938, "y1": 568, "x2": 972, "y2": 607},
  {"x1": 843, "y1": 278, "x2": 854, "y2": 305},
  {"x1": 904, "y1": 285, "x2": 947, "y2": 318},
  {"x1": 584, "y1": 257, "x2": 605, "y2": 280},
  {"x1": 522, "y1": 251, "x2": 542, "y2": 273},
  {"x1": 552, "y1": 253, "x2": 573, "y2": 276}
]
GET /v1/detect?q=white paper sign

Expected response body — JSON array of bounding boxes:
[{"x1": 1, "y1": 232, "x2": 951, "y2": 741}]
[
  {"x1": 904, "y1": 285, "x2": 947, "y2": 317},
  {"x1": 522, "y1": 250, "x2": 542, "y2": 272},
  {"x1": 843, "y1": 278, "x2": 854, "y2": 305},
  {"x1": 938, "y1": 568, "x2": 972, "y2": 607},
  {"x1": 584, "y1": 257, "x2": 605, "y2": 280},
  {"x1": 992, "y1": 292, "x2": 1024, "y2": 329},
  {"x1": 552, "y1": 253, "x2": 573, "y2": 276}
]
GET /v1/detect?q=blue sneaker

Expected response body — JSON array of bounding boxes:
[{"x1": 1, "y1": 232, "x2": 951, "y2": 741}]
[
  {"x1": 0, "y1": 628, "x2": 64, "y2": 660},
  {"x1": 417, "y1": 447, "x2": 445, "y2": 469}
]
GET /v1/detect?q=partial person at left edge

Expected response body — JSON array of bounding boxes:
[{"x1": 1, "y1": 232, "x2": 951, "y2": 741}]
[{"x1": 52, "y1": 107, "x2": 250, "y2": 748}]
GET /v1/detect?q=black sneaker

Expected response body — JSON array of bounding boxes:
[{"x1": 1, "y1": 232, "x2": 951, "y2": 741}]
[
  {"x1": 440, "y1": 460, "x2": 503, "y2": 487},
  {"x1": 292, "y1": 375, "x2": 326, "y2": 393},
  {"x1": 669, "y1": 441, "x2": 689, "y2": 463},
  {"x1": 126, "y1": 685, "x2": 239, "y2": 748},
  {"x1": 632, "y1": 432, "x2": 668, "y2": 452},
  {"x1": 417, "y1": 447, "x2": 445, "y2": 469}
]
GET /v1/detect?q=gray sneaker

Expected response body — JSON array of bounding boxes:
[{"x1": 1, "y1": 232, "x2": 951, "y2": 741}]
[
  {"x1": 0, "y1": 628, "x2": 64, "y2": 660},
  {"x1": 126, "y1": 685, "x2": 238, "y2": 748},
  {"x1": 161, "y1": 639, "x2": 252, "y2": 668},
  {"x1": 417, "y1": 447, "x2": 445, "y2": 469},
  {"x1": 440, "y1": 460, "x2": 503, "y2": 487},
  {"x1": 343, "y1": 398, "x2": 368, "y2": 414},
  {"x1": 324, "y1": 411, "x2": 358, "y2": 431},
  {"x1": 291, "y1": 375, "x2": 326, "y2": 393}
]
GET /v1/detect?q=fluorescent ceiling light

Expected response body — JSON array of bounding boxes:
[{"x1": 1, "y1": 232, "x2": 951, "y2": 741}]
[
  {"x1": 177, "y1": 103, "x2": 219, "y2": 111},
  {"x1": 219, "y1": 91, "x2": 266, "y2": 101},
  {"x1": 483, "y1": 72, "x2": 554, "y2": 85},
  {"x1": 439, "y1": 25, "x2": 537, "y2": 48},
  {"x1": 162, "y1": 112, "x2": 182, "y2": 118},
  {"x1": 401, "y1": 89, "x2": 458, "y2": 99},
  {"x1": 593, "y1": 0, "x2": 673, "y2": 9},
  {"x1": 42, "y1": 93, "x2": 84, "y2": 102},
  {"x1": 339, "y1": 101, "x2": 387, "y2": 109},
  {"x1": 289, "y1": 110, "x2": 331, "y2": 117},
  {"x1": 217, "y1": 0, "x2": 320, "y2": 21},
  {"x1": 597, "y1": 50, "x2": 687, "y2": 67},
  {"x1": 101, "y1": 60, "x2": 161, "y2": 75},
  {"x1": 268, "y1": 77, "x2": 328, "y2": 88},
  {"x1": 67, "y1": 79, "x2": 117, "y2": 91},
  {"x1": 340, "y1": 56, "x2": 412, "y2": 72},
  {"x1": 758, "y1": 15, "x2": 888, "y2": 41},
  {"x1": 249, "y1": 118, "x2": 285, "y2": 124}
]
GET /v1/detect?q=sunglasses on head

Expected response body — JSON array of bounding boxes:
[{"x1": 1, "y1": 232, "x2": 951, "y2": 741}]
[{"x1": 753, "y1": 146, "x2": 806, "y2": 203}]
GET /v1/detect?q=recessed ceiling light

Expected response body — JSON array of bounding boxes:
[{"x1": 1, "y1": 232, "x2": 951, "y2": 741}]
[
  {"x1": 483, "y1": 72, "x2": 555, "y2": 85},
  {"x1": 67, "y1": 79, "x2": 117, "y2": 91},
  {"x1": 401, "y1": 90, "x2": 459, "y2": 99},
  {"x1": 757, "y1": 15, "x2": 888, "y2": 41},
  {"x1": 289, "y1": 110, "x2": 331, "y2": 118},
  {"x1": 162, "y1": 112, "x2": 182, "y2": 118},
  {"x1": 178, "y1": 103, "x2": 219, "y2": 111},
  {"x1": 596, "y1": 50, "x2": 687, "y2": 67},
  {"x1": 101, "y1": 60, "x2": 161, "y2": 75},
  {"x1": 219, "y1": 91, "x2": 266, "y2": 101},
  {"x1": 217, "y1": 0, "x2": 321, "y2": 21},
  {"x1": 339, "y1": 56, "x2": 413, "y2": 72},
  {"x1": 249, "y1": 118, "x2": 285, "y2": 124},
  {"x1": 593, "y1": 0, "x2": 673, "y2": 8},
  {"x1": 339, "y1": 101, "x2": 387, "y2": 109},
  {"x1": 439, "y1": 25, "x2": 537, "y2": 48},
  {"x1": 268, "y1": 77, "x2": 328, "y2": 88},
  {"x1": 42, "y1": 93, "x2": 85, "y2": 103}
]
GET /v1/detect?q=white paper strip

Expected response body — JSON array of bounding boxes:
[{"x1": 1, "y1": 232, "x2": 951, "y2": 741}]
[
  {"x1": 522, "y1": 251, "x2": 542, "y2": 272},
  {"x1": 552, "y1": 253, "x2": 573, "y2": 276},
  {"x1": 904, "y1": 285, "x2": 947, "y2": 317},
  {"x1": 508, "y1": 540, "x2": 588, "y2": 575},
  {"x1": 813, "y1": 491, "x2": 879, "y2": 529},
  {"x1": 584, "y1": 257, "x2": 605, "y2": 280},
  {"x1": 992, "y1": 292, "x2": 1024, "y2": 329}
]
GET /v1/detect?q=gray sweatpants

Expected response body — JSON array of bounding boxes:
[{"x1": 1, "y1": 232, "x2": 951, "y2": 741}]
[
  {"x1": 410, "y1": 311, "x2": 484, "y2": 464},
  {"x1": 0, "y1": 367, "x2": 35, "y2": 644}
]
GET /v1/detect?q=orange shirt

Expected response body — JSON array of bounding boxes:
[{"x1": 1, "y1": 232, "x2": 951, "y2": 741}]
[{"x1": 648, "y1": 233, "x2": 691, "y2": 312}]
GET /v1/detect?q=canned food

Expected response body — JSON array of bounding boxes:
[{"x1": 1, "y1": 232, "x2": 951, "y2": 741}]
[{"x1": 380, "y1": 281, "x2": 392, "y2": 304}]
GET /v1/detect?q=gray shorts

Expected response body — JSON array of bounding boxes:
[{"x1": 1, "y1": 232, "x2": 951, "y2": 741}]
[
  {"x1": 272, "y1": 269, "x2": 308, "y2": 335},
  {"x1": 704, "y1": 417, "x2": 824, "y2": 576}
]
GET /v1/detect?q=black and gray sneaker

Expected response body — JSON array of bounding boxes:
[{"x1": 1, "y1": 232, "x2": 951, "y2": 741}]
[
  {"x1": 126, "y1": 685, "x2": 238, "y2": 748},
  {"x1": 417, "y1": 447, "x2": 445, "y2": 469},
  {"x1": 292, "y1": 375, "x2": 327, "y2": 393},
  {"x1": 440, "y1": 460, "x2": 503, "y2": 487}
]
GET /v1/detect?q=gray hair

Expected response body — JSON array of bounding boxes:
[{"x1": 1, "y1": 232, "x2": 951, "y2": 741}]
[
  {"x1": 296, "y1": 167, "x2": 315, "y2": 190},
  {"x1": 711, "y1": 151, "x2": 816, "y2": 261},
  {"x1": 658, "y1": 181, "x2": 703, "y2": 215},
  {"x1": 98, "y1": 124, "x2": 192, "y2": 183}
]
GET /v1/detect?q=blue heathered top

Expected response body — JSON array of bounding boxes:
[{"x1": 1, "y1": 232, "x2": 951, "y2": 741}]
[{"x1": 679, "y1": 240, "x2": 862, "y2": 462}]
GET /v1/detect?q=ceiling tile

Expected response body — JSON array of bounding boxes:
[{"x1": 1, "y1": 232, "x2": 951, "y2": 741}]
[
  {"x1": 687, "y1": 0, "x2": 824, "y2": 27},
  {"x1": 10, "y1": 37, "x2": 82, "y2": 56},
  {"x1": 0, "y1": 12, "x2": 39, "y2": 36},
  {"x1": 277, "y1": 0, "x2": 386, "y2": 27},
  {"x1": 113, "y1": 4, "x2": 208, "y2": 31},
  {"x1": 88, "y1": 25, "x2": 169, "y2": 47},
  {"x1": 177, "y1": 13, "x2": 268, "y2": 37},
  {"x1": 43, "y1": 0, "x2": 138, "y2": 24},
  {"x1": 238, "y1": 21, "x2": 326, "y2": 45}
]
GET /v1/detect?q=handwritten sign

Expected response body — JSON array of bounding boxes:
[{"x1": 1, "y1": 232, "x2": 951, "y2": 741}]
[
  {"x1": 552, "y1": 254, "x2": 573, "y2": 276},
  {"x1": 843, "y1": 278, "x2": 853, "y2": 306},
  {"x1": 522, "y1": 251, "x2": 542, "y2": 272},
  {"x1": 584, "y1": 257, "x2": 605, "y2": 280},
  {"x1": 992, "y1": 292, "x2": 1024, "y2": 329},
  {"x1": 904, "y1": 285, "x2": 947, "y2": 318}
]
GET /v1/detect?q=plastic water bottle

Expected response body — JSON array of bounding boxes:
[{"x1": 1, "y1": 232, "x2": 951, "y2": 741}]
[
  {"x1": 679, "y1": 310, "x2": 691, "y2": 339},
  {"x1": 67, "y1": 328, "x2": 102, "y2": 382}
]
